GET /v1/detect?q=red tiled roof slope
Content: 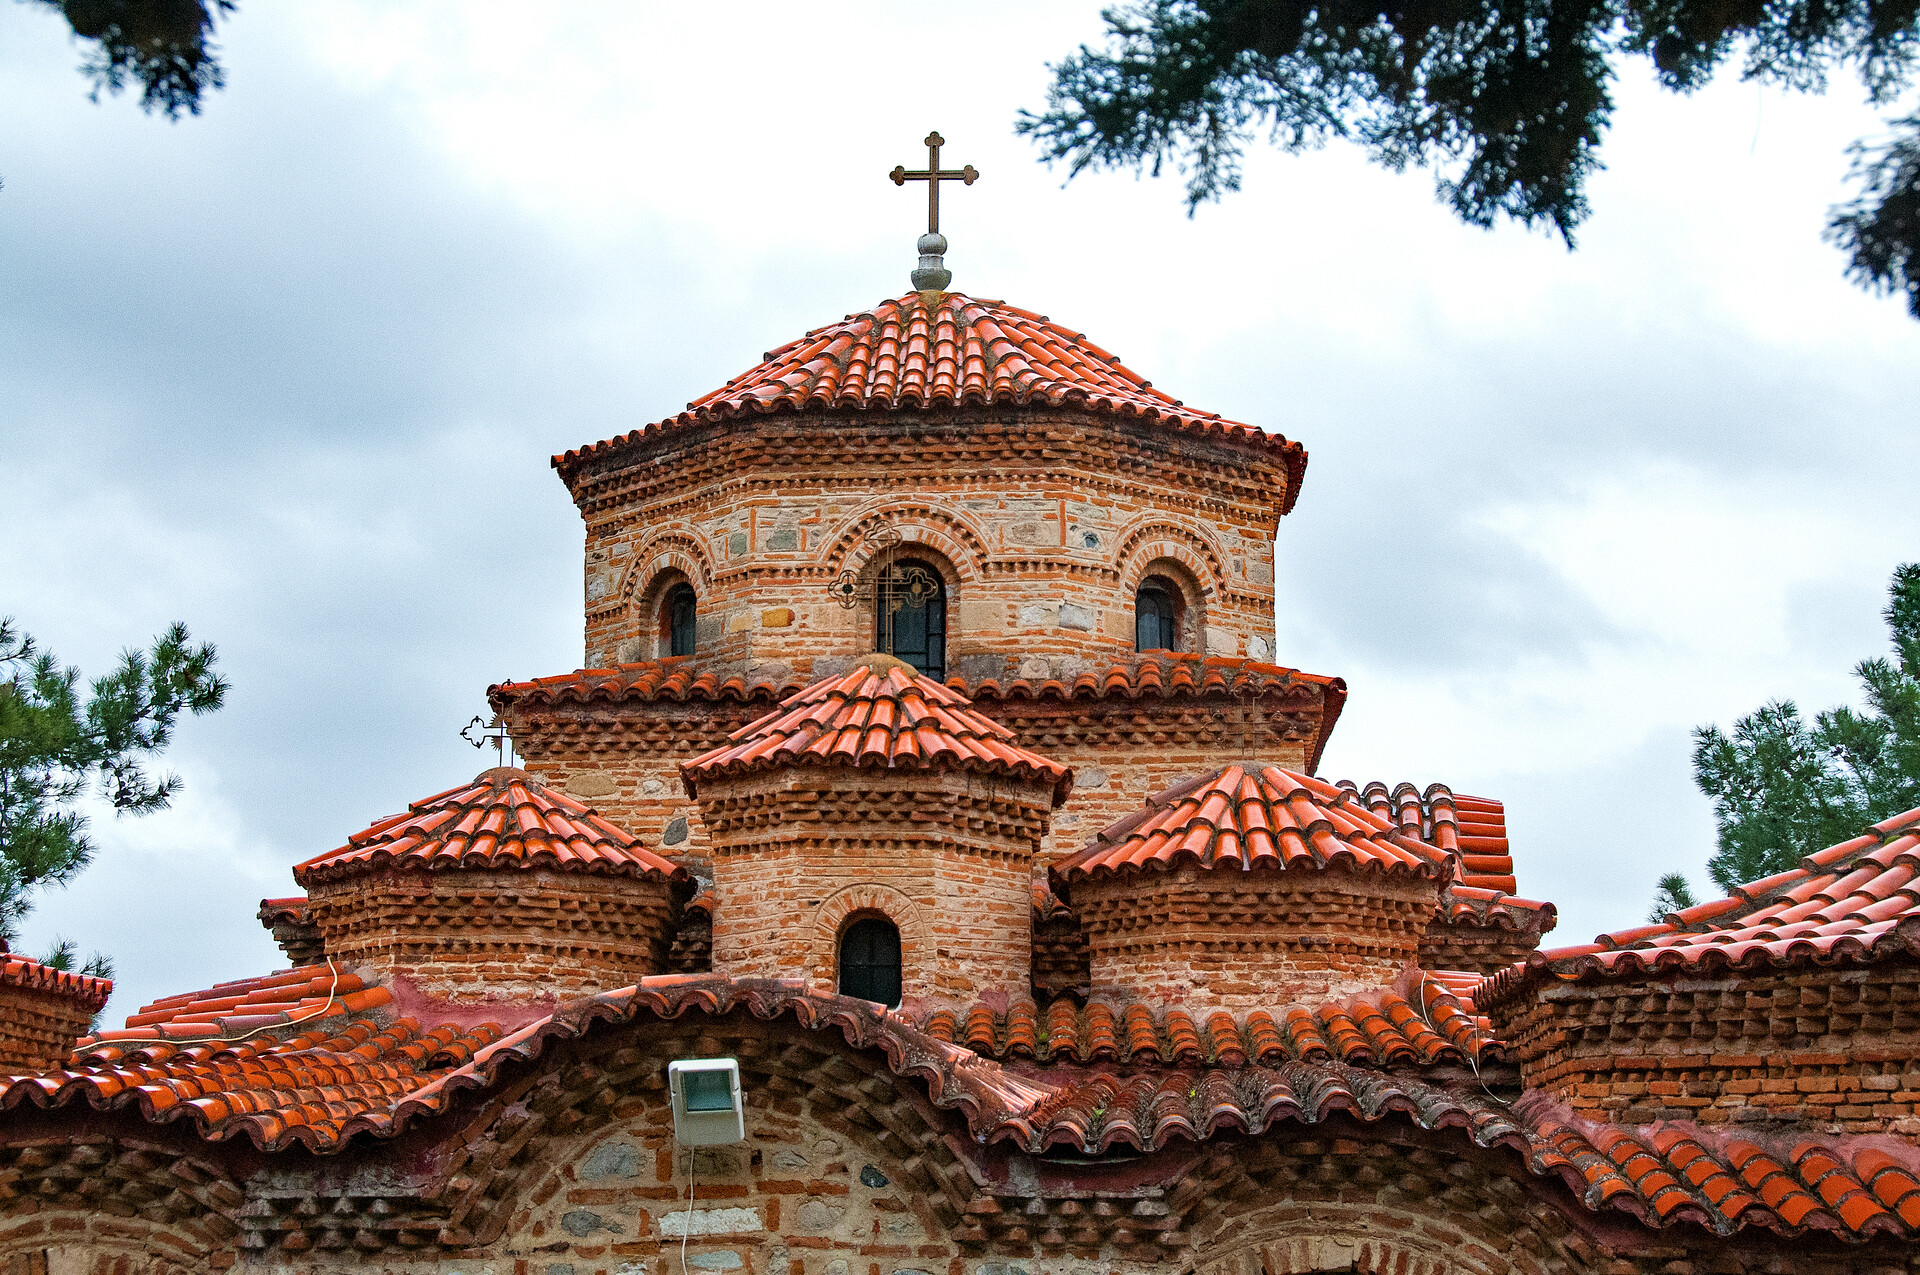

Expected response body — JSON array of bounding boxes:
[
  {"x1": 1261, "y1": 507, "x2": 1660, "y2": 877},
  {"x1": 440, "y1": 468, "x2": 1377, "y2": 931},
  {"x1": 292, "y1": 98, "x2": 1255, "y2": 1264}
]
[
  {"x1": 295, "y1": 767, "x2": 688, "y2": 886},
  {"x1": 554, "y1": 292, "x2": 1306, "y2": 505},
  {"x1": 918, "y1": 980, "x2": 1498, "y2": 1067},
  {"x1": 4, "y1": 973, "x2": 1912, "y2": 1239},
  {"x1": 1487, "y1": 805, "x2": 1920, "y2": 998},
  {"x1": 490, "y1": 656, "x2": 804, "y2": 711},
  {"x1": 1054, "y1": 764, "x2": 1452, "y2": 888},
  {"x1": 82, "y1": 965, "x2": 390, "y2": 1046},
  {"x1": 682, "y1": 660, "x2": 1072, "y2": 802},
  {"x1": 1339, "y1": 781, "x2": 1515, "y2": 893}
]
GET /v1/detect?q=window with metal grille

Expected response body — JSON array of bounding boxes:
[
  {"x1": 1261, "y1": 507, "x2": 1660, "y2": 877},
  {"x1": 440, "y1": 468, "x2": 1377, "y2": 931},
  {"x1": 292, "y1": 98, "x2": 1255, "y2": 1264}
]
[
  {"x1": 1136, "y1": 580, "x2": 1178, "y2": 651},
  {"x1": 666, "y1": 583, "x2": 697, "y2": 658},
  {"x1": 874, "y1": 559, "x2": 945, "y2": 679},
  {"x1": 837, "y1": 916, "x2": 902, "y2": 1007}
]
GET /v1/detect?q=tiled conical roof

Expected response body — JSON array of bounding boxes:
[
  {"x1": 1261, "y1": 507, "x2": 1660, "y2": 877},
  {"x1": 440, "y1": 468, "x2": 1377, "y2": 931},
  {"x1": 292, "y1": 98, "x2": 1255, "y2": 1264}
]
[
  {"x1": 555, "y1": 292, "x2": 1306, "y2": 503},
  {"x1": 294, "y1": 767, "x2": 688, "y2": 885},
  {"x1": 1054, "y1": 764, "x2": 1454, "y2": 891},
  {"x1": 681, "y1": 656, "x2": 1071, "y2": 803}
]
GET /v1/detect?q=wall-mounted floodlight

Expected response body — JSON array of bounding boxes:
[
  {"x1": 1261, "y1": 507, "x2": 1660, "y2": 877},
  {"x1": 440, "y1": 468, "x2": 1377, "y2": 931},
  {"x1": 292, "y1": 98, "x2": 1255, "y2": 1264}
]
[{"x1": 667, "y1": 1058, "x2": 744, "y2": 1146}]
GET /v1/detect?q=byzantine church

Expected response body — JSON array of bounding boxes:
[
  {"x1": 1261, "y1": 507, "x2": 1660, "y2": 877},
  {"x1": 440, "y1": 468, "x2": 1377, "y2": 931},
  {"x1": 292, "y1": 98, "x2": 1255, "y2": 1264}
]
[{"x1": 0, "y1": 142, "x2": 1915, "y2": 1275}]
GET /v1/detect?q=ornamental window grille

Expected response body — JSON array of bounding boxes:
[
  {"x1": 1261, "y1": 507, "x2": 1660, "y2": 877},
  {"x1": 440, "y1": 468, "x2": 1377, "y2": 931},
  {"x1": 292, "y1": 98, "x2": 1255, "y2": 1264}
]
[
  {"x1": 874, "y1": 558, "x2": 945, "y2": 679},
  {"x1": 838, "y1": 916, "x2": 902, "y2": 1007},
  {"x1": 1136, "y1": 579, "x2": 1179, "y2": 652},
  {"x1": 665, "y1": 583, "x2": 697, "y2": 658}
]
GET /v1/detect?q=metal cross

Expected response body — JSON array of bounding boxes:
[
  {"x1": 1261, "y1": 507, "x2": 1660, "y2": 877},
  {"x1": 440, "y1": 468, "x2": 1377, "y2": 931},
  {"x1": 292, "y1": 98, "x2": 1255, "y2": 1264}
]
[
  {"x1": 462, "y1": 714, "x2": 511, "y2": 768},
  {"x1": 889, "y1": 131, "x2": 978, "y2": 234}
]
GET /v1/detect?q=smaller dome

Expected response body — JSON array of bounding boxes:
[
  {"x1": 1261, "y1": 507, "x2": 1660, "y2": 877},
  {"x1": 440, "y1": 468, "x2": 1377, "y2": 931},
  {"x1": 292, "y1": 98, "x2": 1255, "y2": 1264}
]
[
  {"x1": 295, "y1": 766, "x2": 687, "y2": 886},
  {"x1": 681, "y1": 661, "x2": 1071, "y2": 805},
  {"x1": 1054, "y1": 764, "x2": 1452, "y2": 894}
]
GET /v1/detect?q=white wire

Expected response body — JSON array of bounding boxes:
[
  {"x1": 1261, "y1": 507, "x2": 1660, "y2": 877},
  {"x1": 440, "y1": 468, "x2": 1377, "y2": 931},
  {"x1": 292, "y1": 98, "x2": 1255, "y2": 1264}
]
[
  {"x1": 94, "y1": 957, "x2": 344, "y2": 1051},
  {"x1": 680, "y1": 1142, "x2": 696, "y2": 1275}
]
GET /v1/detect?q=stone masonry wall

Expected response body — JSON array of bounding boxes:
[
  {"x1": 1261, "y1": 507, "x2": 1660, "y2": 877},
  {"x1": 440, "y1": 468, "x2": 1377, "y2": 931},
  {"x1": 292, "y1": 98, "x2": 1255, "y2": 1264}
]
[
  {"x1": 566, "y1": 412, "x2": 1288, "y2": 679},
  {"x1": 1071, "y1": 863, "x2": 1444, "y2": 1009},
  {"x1": 500, "y1": 1083, "x2": 962, "y2": 1275},
  {"x1": 693, "y1": 768, "x2": 1053, "y2": 1009}
]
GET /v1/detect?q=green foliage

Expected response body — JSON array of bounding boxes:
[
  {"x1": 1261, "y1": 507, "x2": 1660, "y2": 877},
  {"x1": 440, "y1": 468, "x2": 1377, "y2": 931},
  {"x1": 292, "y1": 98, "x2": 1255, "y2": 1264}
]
[
  {"x1": 36, "y1": 937, "x2": 114, "y2": 981},
  {"x1": 1022, "y1": 0, "x2": 1920, "y2": 315},
  {"x1": 0, "y1": 617, "x2": 227, "y2": 940},
  {"x1": 1646, "y1": 871, "x2": 1698, "y2": 922},
  {"x1": 24, "y1": 0, "x2": 235, "y2": 118},
  {"x1": 1692, "y1": 564, "x2": 1920, "y2": 892}
]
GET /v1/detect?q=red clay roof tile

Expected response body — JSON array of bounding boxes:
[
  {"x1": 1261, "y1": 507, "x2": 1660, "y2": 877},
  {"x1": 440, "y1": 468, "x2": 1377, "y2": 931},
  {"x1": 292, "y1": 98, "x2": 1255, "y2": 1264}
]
[
  {"x1": 0, "y1": 950, "x2": 111, "y2": 1013},
  {"x1": 680, "y1": 661, "x2": 1071, "y2": 802},
  {"x1": 1481, "y1": 806, "x2": 1920, "y2": 1004},
  {"x1": 294, "y1": 767, "x2": 688, "y2": 887},
  {"x1": 553, "y1": 291, "x2": 1307, "y2": 511},
  {"x1": 6, "y1": 971, "x2": 1913, "y2": 1240},
  {"x1": 1054, "y1": 764, "x2": 1454, "y2": 891}
]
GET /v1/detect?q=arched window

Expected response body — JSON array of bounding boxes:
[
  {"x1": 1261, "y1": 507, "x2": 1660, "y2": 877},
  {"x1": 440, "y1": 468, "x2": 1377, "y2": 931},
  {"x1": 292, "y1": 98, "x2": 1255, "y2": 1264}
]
[
  {"x1": 664, "y1": 583, "x2": 697, "y2": 658},
  {"x1": 875, "y1": 558, "x2": 946, "y2": 679},
  {"x1": 1136, "y1": 579, "x2": 1179, "y2": 651},
  {"x1": 838, "y1": 916, "x2": 901, "y2": 1006}
]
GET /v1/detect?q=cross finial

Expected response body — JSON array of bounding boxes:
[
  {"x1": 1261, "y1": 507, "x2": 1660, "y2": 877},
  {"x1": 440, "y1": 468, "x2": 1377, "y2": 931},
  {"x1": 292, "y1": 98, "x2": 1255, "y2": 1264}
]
[{"x1": 889, "y1": 130, "x2": 978, "y2": 291}]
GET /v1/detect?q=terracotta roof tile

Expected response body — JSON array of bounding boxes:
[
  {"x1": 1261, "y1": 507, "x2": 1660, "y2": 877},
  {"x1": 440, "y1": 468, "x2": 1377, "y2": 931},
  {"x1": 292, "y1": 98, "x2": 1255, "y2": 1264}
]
[
  {"x1": 681, "y1": 660, "x2": 1071, "y2": 802},
  {"x1": 82, "y1": 964, "x2": 389, "y2": 1046},
  {"x1": 294, "y1": 767, "x2": 689, "y2": 887},
  {"x1": 554, "y1": 291, "x2": 1307, "y2": 510},
  {"x1": 1054, "y1": 764, "x2": 1454, "y2": 890},
  {"x1": 255, "y1": 897, "x2": 307, "y2": 926},
  {"x1": 1338, "y1": 781, "x2": 1516, "y2": 892},
  {"x1": 1482, "y1": 806, "x2": 1920, "y2": 1004},
  {"x1": 917, "y1": 983, "x2": 1498, "y2": 1067},
  {"x1": 5, "y1": 972, "x2": 1911, "y2": 1241},
  {"x1": 0, "y1": 950, "x2": 111, "y2": 1012},
  {"x1": 489, "y1": 656, "x2": 805, "y2": 711}
]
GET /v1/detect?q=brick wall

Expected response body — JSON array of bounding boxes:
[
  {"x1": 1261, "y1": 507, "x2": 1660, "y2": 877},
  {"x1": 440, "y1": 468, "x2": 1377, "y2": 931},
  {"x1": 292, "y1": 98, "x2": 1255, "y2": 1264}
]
[
  {"x1": 1491, "y1": 961, "x2": 1920, "y2": 1132},
  {"x1": 305, "y1": 865, "x2": 682, "y2": 1001},
  {"x1": 692, "y1": 767, "x2": 1054, "y2": 1009},
  {"x1": 1418, "y1": 916, "x2": 1546, "y2": 974},
  {"x1": 1071, "y1": 863, "x2": 1443, "y2": 1009}
]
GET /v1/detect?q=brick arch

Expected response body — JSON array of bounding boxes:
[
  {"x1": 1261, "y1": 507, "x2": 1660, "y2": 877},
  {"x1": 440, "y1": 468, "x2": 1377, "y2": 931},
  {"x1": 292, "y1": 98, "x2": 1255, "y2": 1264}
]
[
  {"x1": 619, "y1": 531, "x2": 716, "y2": 603},
  {"x1": 440, "y1": 1013, "x2": 977, "y2": 1248},
  {"x1": 819, "y1": 500, "x2": 991, "y2": 583},
  {"x1": 1190, "y1": 1204, "x2": 1569, "y2": 1275},
  {"x1": 1128, "y1": 554, "x2": 1209, "y2": 656},
  {"x1": 809, "y1": 882, "x2": 928, "y2": 1000},
  {"x1": 1114, "y1": 516, "x2": 1231, "y2": 601},
  {"x1": 0, "y1": 1209, "x2": 218, "y2": 1273}
]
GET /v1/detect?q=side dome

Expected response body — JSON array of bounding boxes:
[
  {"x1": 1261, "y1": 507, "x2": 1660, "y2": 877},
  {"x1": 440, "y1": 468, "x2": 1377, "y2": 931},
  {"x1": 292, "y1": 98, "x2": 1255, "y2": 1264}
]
[
  {"x1": 294, "y1": 767, "x2": 691, "y2": 1001},
  {"x1": 1054, "y1": 765, "x2": 1454, "y2": 1008},
  {"x1": 681, "y1": 655, "x2": 1071, "y2": 1010}
]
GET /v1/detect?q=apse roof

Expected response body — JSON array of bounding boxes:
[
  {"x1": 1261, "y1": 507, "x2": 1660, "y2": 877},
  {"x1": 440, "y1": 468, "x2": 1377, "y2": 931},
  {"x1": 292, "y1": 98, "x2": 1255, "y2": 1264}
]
[
  {"x1": 680, "y1": 658, "x2": 1072, "y2": 803},
  {"x1": 1053, "y1": 764, "x2": 1454, "y2": 889},
  {"x1": 553, "y1": 291, "x2": 1307, "y2": 505},
  {"x1": 294, "y1": 767, "x2": 689, "y2": 886}
]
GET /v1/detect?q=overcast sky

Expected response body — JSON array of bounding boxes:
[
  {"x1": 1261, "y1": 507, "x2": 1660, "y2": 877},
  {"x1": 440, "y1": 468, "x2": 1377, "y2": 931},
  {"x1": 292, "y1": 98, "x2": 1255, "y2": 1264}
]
[{"x1": 4, "y1": 3, "x2": 1917, "y2": 1021}]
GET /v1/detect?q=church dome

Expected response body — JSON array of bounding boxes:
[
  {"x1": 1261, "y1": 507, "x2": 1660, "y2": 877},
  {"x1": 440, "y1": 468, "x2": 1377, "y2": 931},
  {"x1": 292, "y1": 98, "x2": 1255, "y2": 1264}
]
[
  {"x1": 295, "y1": 767, "x2": 690, "y2": 1001},
  {"x1": 1054, "y1": 764, "x2": 1455, "y2": 1008},
  {"x1": 555, "y1": 290, "x2": 1305, "y2": 500}
]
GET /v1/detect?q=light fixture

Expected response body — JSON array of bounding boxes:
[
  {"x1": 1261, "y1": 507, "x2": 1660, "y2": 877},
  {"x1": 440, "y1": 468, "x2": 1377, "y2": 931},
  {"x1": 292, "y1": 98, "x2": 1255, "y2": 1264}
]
[{"x1": 667, "y1": 1057, "x2": 744, "y2": 1146}]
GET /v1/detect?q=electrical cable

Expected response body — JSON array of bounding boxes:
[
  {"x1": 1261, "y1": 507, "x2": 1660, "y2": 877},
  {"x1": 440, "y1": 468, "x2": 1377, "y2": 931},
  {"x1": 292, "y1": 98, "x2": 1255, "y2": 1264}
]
[
  {"x1": 91, "y1": 958, "x2": 344, "y2": 1051},
  {"x1": 679, "y1": 1141, "x2": 696, "y2": 1275}
]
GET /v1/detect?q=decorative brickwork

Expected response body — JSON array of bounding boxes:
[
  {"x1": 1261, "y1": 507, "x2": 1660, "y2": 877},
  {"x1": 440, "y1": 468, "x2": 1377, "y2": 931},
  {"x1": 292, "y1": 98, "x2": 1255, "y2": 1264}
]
[
  {"x1": 0, "y1": 952, "x2": 109, "y2": 1073},
  {"x1": 304, "y1": 864, "x2": 682, "y2": 1001},
  {"x1": 694, "y1": 768, "x2": 1055, "y2": 1007},
  {"x1": 1071, "y1": 863, "x2": 1444, "y2": 1007},
  {"x1": 255, "y1": 895, "x2": 324, "y2": 966}
]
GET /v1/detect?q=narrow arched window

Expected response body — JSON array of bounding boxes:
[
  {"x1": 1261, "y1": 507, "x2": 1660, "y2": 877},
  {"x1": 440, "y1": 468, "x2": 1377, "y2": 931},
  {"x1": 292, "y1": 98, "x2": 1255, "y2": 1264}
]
[
  {"x1": 1136, "y1": 580, "x2": 1178, "y2": 651},
  {"x1": 838, "y1": 917, "x2": 901, "y2": 1006},
  {"x1": 875, "y1": 558, "x2": 945, "y2": 679},
  {"x1": 665, "y1": 583, "x2": 697, "y2": 658}
]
